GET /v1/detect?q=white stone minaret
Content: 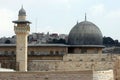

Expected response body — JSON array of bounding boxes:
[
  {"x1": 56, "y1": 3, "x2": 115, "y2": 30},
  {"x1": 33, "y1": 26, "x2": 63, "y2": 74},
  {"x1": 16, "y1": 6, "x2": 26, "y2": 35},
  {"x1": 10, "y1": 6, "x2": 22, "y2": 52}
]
[{"x1": 13, "y1": 6, "x2": 31, "y2": 71}]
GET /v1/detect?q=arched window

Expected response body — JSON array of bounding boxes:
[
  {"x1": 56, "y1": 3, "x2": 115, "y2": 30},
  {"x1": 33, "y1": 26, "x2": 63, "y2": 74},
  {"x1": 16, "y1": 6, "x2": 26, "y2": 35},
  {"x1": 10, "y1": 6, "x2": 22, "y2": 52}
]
[
  {"x1": 80, "y1": 59, "x2": 83, "y2": 61},
  {"x1": 91, "y1": 59, "x2": 94, "y2": 62},
  {"x1": 69, "y1": 59, "x2": 72, "y2": 61}
]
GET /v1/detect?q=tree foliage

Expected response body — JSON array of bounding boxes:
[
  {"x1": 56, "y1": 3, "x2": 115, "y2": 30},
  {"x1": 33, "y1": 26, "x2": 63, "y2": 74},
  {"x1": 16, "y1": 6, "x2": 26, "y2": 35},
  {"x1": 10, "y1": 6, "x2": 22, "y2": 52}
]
[
  {"x1": 49, "y1": 38, "x2": 66, "y2": 44},
  {"x1": 4, "y1": 40, "x2": 11, "y2": 44},
  {"x1": 103, "y1": 37, "x2": 120, "y2": 47}
]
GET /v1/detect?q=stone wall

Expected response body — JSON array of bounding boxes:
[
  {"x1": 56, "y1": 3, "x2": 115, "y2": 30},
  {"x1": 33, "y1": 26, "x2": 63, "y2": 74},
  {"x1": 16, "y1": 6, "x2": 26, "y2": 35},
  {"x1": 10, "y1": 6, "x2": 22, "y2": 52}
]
[
  {"x1": 0, "y1": 71, "x2": 93, "y2": 80},
  {"x1": 93, "y1": 70, "x2": 114, "y2": 80},
  {"x1": 0, "y1": 70, "x2": 114, "y2": 80},
  {"x1": 63, "y1": 54, "x2": 113, "y2": 62},
  {"x1": 113, "y1": 56, "x2": 120, "y2": 80},
  {"x1": 28, "y1": 60, "x2": 114, "y2": 71},
  {"x1": 28, "y1": 54, "x2": 115, "y2": 71}
]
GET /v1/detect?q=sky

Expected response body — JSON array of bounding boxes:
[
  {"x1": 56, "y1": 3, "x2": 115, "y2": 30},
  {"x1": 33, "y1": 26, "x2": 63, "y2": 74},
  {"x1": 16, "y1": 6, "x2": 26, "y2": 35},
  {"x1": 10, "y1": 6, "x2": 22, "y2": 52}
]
[{"x1": 0, "y1": 0, "x2": 120, "y2": 40}]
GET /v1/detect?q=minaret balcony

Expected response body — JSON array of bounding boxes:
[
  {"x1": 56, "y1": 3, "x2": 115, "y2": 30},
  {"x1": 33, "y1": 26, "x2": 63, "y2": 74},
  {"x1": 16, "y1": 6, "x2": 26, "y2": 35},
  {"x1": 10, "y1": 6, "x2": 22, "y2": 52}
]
[{"x1": 14, "y1": 26, "x2": 30, "y2": 34}]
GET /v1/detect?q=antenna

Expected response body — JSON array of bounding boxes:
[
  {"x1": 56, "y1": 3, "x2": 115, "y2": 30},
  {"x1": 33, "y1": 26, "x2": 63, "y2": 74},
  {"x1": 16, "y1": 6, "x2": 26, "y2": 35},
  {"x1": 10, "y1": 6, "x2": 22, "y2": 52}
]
[
  {"x1": 85, "y1": 13, "x2": 87, "y2": 21},
  {"x1": 21, "y1": 4, "x2": 23, "y2": 9},
  {"x1": 77, "y1": 20, "x2": 79, "y2": 24},
  {"x1": 35, "y1": 18, "x2": 38, "y2": 33}
]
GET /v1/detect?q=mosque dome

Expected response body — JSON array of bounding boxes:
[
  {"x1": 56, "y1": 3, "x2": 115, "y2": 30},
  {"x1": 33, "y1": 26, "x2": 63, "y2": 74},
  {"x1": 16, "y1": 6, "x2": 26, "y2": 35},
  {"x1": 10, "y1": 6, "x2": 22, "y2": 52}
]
[
  {"x1": 68, "y1": 19, "x2": 103, "y2": 46},
  {"x1": 18, "y1": 6, "x2": 26, "y2": 16}
]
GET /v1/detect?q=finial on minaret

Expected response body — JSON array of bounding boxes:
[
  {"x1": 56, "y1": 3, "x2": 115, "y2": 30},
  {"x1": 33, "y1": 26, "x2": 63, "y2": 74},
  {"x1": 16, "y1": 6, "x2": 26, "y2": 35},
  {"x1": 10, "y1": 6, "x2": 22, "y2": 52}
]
[
  {"x1": 13, "y1": 6, "x2": 31, "y2": 24},
  {"x1": 21, "y1": 5, "x2": 23, "y2": 9},
  {"x1": 18, "y1": 5, "x2": 27, "y2": 20},
  {"x1": 19, "y1": 5, "x2": 26, "y2": 16},
  {"x1": 85, "y1": 13, "x2": 87, "y2": 21}
]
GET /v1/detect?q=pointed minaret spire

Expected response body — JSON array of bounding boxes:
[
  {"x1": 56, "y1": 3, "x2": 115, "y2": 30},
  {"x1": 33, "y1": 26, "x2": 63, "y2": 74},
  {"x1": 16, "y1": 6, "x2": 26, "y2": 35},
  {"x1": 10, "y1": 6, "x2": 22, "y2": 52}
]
[
  {"x1": 18, "y1": 5, "x2": 26, "y2": 20},
  {"x1": 85, "y1": 13, "x2": 87, "y2": 21}
]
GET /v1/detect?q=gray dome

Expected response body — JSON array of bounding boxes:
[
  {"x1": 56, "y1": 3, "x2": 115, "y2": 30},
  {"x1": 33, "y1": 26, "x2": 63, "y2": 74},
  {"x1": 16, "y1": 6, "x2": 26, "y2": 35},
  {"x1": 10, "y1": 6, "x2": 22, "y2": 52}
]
[
  {"x1": 68, "y1": 21, "x2": 103, "y2": 45},
  {"x1": 18, "y1": 6, "x2": 26, "y2": 16}
]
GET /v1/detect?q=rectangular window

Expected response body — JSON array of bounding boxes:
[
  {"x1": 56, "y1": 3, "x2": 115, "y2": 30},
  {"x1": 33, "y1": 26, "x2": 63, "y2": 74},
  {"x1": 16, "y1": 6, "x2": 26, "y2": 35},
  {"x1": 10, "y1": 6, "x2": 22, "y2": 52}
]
[
  {"x1": 94, "y1": 48, "x2": 99, "y2": 53},
  {"x1": 81, "y1": 48, "x2": 87, "y2": 53}
]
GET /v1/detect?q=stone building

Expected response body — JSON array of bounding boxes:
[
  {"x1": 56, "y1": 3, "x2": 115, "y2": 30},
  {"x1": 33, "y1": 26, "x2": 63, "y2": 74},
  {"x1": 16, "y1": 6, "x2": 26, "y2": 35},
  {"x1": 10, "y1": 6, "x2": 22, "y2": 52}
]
[{"x1": 0, "y1": 7, "x2": 120, "y2": 80}]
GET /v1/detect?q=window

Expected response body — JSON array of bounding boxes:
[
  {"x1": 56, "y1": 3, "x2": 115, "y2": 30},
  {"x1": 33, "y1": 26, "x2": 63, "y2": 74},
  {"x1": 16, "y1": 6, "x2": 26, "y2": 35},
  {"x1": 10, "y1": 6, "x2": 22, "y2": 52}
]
[
  {"x1": 68, "y1": 47, "x2": 74, "y2": 53},
  {"x1": 11, "y1": 51, "x2": 15, "y2": 55},
  {"x1": 50, "y1": 51, "x2": 54, "y2": 55},
  {"x1": 4, "y1": 51, "x2": 8, "y2": 55},
  {"x1": 69, "y1": 59, "x2": 72, "y2": 61},
  {"x1": 80, "y1": 59, "x2": 83, "y2": 61},
  {"x1": 91, "y1": 59, "x2": 94, "y2": 62},
  {"x1": 55, "y1": 51, "x2": 59, "y2": 55},
  {"x1": 95, "y1": 48, "x2": 99, "y2": 53},
  {"x1": 30, "y1": 51, "x2": 34, "y2": 55},
  {"x1": 101, "y1": 58, "x2": 105, "y2": 61},
  {"x1": 81, "y1": 48, "x2": 87, "y2": 53}
]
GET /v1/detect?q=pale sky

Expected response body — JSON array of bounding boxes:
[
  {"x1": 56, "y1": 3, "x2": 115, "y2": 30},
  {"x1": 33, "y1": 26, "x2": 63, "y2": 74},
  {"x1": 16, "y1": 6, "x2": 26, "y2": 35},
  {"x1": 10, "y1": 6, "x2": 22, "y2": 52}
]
[{"x1": 0, "y1": 0, "x2": 120, "y2": 40}]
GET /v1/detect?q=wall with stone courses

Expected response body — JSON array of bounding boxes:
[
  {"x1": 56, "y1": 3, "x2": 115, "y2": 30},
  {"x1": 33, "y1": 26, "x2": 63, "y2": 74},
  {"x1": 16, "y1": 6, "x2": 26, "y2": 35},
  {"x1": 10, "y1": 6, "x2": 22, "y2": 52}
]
[
  {"x1": 93, "y1": 70, "x2": 114, "y2": 80},
  {"x1": 113, "y1": 55, "x2": 120, "y2": 80},
  {"x1": 28, "y1": 60, "x2": 114, "y2": 71},
  {"x1": 63, "y1": 54, "x2": 113, "y2": 62},
  {"x1": 28, "y1": 46, "x2": 67, "y2": 56},
  {"x1": 0, "y1": 71, "x2": 93, "y2": 80},
  {"x1": 28, "y1": 56, "x2": 63, "y2": 60},
  {"x1": 0, "y1": 46, "x2": 67, "y2": 56},
  {"x1": 28, "y1": 54, "x2": 115, "y2": 71},
  {"x1": 73, "y1": 48, "x2": 102, "y2": 54}
]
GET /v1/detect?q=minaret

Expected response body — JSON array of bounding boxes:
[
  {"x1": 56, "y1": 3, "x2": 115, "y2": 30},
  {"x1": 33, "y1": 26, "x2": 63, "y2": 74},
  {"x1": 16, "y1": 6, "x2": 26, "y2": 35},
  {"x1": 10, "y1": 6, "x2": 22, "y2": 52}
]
[{"x1": 13, "y1": 6, "x2": 31, "y2": 71}]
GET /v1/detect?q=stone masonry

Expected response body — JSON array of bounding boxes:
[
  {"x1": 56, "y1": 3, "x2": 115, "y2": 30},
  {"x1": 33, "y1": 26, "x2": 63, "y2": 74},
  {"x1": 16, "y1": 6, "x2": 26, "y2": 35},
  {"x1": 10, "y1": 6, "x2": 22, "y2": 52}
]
[{"x1": 0, "y1": 71, "x2": 93, "y2": 80}]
